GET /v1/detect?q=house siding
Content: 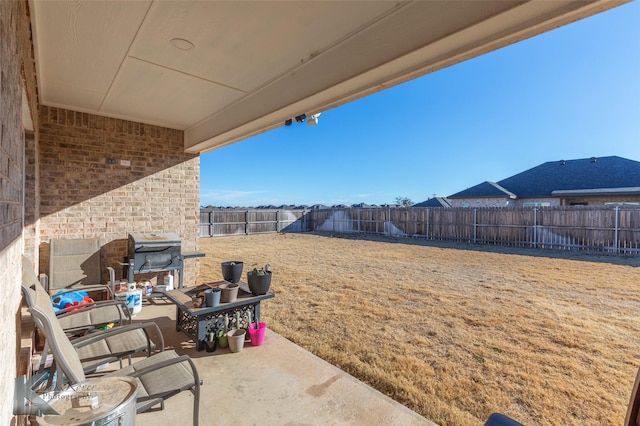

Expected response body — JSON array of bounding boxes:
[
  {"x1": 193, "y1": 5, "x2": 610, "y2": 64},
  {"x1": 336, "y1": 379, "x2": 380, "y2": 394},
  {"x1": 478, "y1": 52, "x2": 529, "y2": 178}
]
[{"x1": 37, "y1": 107, "x2": 201, "y2": 286}]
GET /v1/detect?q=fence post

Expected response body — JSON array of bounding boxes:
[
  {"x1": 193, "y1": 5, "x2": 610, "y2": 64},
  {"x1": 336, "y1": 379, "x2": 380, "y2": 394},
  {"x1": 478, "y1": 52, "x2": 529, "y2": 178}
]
[
  {"x1": 276, "y1": 210, "x2": 279, "y2": 233},
  {"x1": 473, "y1": 208, "x2": 477, "y2": 243},
  {"x1": 426, "y1": 208, "x2": 430, "y2": 239},
  {"x1": 533, "y1": 208, "x2": 537, "y2": 248},
  {"x1": 245, "y1": 210, "x2": 249, "y2": 235},
  {"x1": 614, "y1": 206, "x2": 620, "y2": 254},
  {"x1": 210, "y1": 210, "x2": 214, "y2": 237}
]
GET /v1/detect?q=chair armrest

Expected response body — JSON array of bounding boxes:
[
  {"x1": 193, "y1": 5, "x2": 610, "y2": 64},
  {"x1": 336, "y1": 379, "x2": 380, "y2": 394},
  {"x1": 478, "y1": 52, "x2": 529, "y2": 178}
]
[
  {"x1": 128, "y1": 354, "x2": 201, "y2": 387},
  {"x1": 54, "y1": 284, "x2": 114, "y2": 300},
  {"x1": 56, "y1": 299, "x2": 130, "y2": 321},
  {"x1": 71, "y1": 322, "x2": 164, "y2": 352}
]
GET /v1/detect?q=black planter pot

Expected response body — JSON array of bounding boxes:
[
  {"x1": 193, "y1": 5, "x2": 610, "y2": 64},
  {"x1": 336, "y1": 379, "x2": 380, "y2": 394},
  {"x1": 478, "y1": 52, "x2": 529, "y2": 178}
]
[
  {"x1": 247, "y1": 271, "x2": 272, "y2": 295},
  {"x1": 221, "y1": 261, "x2": 243, "y2": 283},
  {"x1": 205, "y1": 336, "x2": 217, "y2": 353}
]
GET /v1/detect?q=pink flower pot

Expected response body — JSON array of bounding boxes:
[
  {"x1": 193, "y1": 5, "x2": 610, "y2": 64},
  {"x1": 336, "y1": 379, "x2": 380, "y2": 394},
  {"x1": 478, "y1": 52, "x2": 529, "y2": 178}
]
[{"x1": 248, "y1": 322, "x2": 267, "y2": 346}]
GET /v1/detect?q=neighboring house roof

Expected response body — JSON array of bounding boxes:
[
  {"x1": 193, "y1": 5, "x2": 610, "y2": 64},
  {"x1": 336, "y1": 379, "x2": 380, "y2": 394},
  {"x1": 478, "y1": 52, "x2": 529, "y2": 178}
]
[
  {"x1": 413, "y1": 197, "x2": 452, "y2": 208},
  {"x1": 448, "y1": 156, "x2": 640, "y2": 199}
]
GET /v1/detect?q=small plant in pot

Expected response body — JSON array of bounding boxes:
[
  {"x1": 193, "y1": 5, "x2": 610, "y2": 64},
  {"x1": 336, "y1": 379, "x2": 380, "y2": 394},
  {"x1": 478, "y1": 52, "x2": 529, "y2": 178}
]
[
  {"x1": 221, "y1": 261, "x2": 244, "y2": 283},
  {"x1": 247, "y1": 264, "x2": 272, "y2": 295},
  {"x1": 227, "y1": 311, "x2": 246, "y2": 353},
  {"x1": 191, "y1": 294, "x2": 203, "y2": 308},
  {"x1": 217, "y1": 314, "x2": 230, "y2": 348},
  {"x1": 205, "y1": 331, "x2": 217, "y2": 353}
]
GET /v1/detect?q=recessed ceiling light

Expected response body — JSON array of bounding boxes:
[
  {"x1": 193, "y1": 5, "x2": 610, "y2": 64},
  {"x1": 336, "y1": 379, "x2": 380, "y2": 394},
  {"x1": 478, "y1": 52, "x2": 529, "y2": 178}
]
[{"x1": 170, "y1": 38, "x2": 195, "y2": 51}]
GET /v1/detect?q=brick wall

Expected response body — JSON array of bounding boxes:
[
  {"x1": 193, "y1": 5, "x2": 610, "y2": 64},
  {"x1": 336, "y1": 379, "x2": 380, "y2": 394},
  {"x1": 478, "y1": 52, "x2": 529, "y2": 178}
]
[
  {"x1": 448, "y1": 197, "x2": 514, "y2": 208},
  {"x1": 38, "y1": 106, "x2": 201, "y2": 286},
  {"x1": 513, "y1": 198, "x2": 559, "y2": 207},
  {"x1": 24, "y1": 131, "x2": 40, "y2": 260},
  {"x1": 1, "y1": 0, "x2": 39, "y2": 423}
]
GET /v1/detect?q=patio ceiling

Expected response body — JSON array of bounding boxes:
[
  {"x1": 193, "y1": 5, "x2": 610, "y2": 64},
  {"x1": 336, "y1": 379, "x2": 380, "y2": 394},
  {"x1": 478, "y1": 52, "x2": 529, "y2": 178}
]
[{"x1": 29, "y1": 0, "x2": 627, "y2": 154}]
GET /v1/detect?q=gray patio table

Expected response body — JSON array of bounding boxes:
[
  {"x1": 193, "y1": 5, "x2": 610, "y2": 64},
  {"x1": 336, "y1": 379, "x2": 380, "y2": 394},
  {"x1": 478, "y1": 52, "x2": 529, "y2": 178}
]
[{"x1": 163, "y1": 282, "x2": 274, "y2": 351}]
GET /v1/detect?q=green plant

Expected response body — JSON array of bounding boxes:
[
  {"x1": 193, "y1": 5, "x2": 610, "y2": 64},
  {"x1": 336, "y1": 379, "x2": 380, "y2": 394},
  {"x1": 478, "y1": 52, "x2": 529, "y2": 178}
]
[
  {"x1": 251, "y1": 264, "x2": 271, "y2": 275},
  {"x1": 217, "y1": 314, "x2": 230, "y2": 348},
  {"x1": 251, "y1": 267, "x2": 266, "y2": 276},
  {"x1": 235, "y1": 311, "x2": 241, "y2": 329}
]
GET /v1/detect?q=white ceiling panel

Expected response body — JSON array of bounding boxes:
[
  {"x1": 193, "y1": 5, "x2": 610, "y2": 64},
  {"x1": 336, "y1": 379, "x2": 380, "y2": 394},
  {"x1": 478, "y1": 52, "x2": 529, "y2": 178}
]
[
  {"x1": 40, "y1": 79, "x2": 105, "y2": 113},
  {"x1": 130, "y1": 1, "x2": 401, "y2": 92},
  {"x1": 101, "y1": 57, "x2": 245, "y2": 129},
  {"x1": 31, "y1": 0, "x2": 151, "y2": 103}
]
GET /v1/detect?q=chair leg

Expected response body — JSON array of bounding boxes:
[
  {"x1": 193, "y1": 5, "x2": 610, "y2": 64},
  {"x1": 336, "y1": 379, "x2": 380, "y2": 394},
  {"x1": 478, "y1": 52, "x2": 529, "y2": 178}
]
[{"x1": 193, "y1": 385, "x2": 199, "y2": 426}]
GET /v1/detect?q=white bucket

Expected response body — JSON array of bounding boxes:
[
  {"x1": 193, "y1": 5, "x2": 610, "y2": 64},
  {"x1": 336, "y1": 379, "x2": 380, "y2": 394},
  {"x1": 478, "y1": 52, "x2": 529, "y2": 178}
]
[{"x1": 115, "y1": 287, "x2": 142, "y2": 316}]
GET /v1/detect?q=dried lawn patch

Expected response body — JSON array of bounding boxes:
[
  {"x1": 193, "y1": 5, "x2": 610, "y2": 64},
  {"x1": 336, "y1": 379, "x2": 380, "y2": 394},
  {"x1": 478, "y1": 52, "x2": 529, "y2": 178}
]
[{"x1": 198, "y1": 233, "x2": 640, "y2": 426}]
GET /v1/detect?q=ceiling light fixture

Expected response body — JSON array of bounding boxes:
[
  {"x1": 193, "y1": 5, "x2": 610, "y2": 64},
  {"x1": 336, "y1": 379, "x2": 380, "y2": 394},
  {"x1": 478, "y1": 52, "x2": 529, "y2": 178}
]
[{"x1": 170, "y1": 38, "x2": 195, "y2": 51}]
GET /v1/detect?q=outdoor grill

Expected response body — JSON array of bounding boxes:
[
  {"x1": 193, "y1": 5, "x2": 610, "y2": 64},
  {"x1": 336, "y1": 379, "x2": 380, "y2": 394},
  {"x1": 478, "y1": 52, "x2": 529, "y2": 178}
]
[{"x1": 126, "y1": 232, "x2": 183, "y2": 284}]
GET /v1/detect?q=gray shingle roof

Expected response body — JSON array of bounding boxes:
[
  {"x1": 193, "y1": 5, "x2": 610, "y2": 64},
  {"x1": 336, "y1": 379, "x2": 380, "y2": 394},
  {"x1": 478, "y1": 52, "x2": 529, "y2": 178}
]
[
  {"x1": 413, "y1": 197, "x2": 452, "y2": 207},
  {"x1": 449, "y1": 156, "x2": 640, "y2": 199}
]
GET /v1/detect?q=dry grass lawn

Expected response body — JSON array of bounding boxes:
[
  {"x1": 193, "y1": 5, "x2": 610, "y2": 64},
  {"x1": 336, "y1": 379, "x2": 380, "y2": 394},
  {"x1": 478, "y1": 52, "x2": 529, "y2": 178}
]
[{"x1": 198, "y1": 232, "x2": 640, "y2": 426}]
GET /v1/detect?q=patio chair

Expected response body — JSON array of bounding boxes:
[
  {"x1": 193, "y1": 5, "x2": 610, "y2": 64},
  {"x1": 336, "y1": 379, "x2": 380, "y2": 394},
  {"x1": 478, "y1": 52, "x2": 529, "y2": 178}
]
[
  {"x1": 24, "y1": 255, "x2": 129, "y2": 336},
  {"x1": 41, "y1": 237, "x2": 116, "y2": 296},
  {"x1": 23, "y1": 265, "x2": 201, "y2": 425},
  {"x1": 38, "y1": 238, "x2": 130, "y2": 332},
  {"x1": 23, "y1": 258, "x2": 162, "y2": 373},
  {"x1": 484, "y1": 413, "x2": 523, "y2": 426},
  {"x1": 626, "y1": 366, "x2": 640, "y2": 426}
]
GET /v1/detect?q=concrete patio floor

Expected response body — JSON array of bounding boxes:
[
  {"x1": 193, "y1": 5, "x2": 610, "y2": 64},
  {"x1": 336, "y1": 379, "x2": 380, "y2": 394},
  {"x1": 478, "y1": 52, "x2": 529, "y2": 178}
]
[{"x1": 131, "y1": 298, "x2": 435, "y2": 425}]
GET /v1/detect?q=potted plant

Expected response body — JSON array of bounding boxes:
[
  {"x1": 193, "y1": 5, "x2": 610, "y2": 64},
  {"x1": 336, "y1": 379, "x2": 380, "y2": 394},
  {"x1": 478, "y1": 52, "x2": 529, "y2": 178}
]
[
  {"x1": 247, "y1": 265, "x2": 272, "y2": 295},
  {"x1": 219, "y1": 282, "x2": 239, "y2": 303},
  {"x1": 205, "y1": 331, "x2": 217, "y2": 352},
  {"x1": 191, "y1": 294, "x2": 203, "y2": 308},
  {"x1": 227, "y1": 311, "x2": 246, "y2": 353},
  {"x1": 217, "y1": 314, "x2": 229, "y2": 348},
  {"x1": 221, "y1": 261, "x2": 244, "y2": 283}
]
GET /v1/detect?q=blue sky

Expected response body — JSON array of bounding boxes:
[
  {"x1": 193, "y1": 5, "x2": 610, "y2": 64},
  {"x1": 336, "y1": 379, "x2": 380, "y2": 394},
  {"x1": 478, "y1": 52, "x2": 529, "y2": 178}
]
[{"x1": 200, "y1": 2, "x2": 640, "y2": 207}]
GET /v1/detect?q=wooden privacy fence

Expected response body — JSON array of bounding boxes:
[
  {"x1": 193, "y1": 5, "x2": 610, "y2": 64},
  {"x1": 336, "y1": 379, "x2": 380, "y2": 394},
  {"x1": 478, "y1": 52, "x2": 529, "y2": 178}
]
[
  {"x1": 200, "y1": 209, "x2": 310, "y2": 237},
  {"x1": 200, "y1": 206, "x2": 640, "y2": 255}
]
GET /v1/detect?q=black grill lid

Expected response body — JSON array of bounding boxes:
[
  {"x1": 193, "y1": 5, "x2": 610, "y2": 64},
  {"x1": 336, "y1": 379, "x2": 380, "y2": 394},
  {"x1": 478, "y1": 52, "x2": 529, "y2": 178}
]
[{"x1": 128, "y1": 233, "x2": 181, "y2": 253}]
